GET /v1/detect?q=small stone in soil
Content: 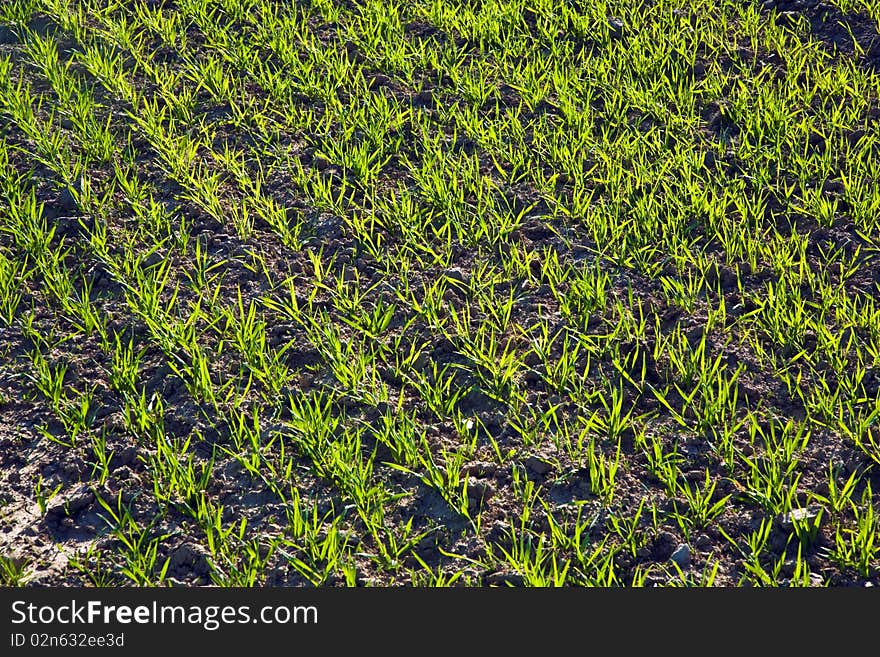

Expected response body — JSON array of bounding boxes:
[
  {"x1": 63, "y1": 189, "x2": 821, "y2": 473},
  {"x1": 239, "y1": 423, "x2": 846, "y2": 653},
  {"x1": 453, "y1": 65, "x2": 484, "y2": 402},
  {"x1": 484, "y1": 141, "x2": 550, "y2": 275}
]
[
  {"x1": 110, "y1": 446, "x2": 138, "y2": 469},
  {"x1": 670, "y1": 543, "x2": 691, "y2": 568},
  {"x1": 46, "y1": 485, "x2": 95, "y2": 519},
  {"x1": 523, "y1": 455, "x2": 552, "y2": 475},
  {"x1": 467, "y1": 479, "x2": 495, "y2": 504},
  {"x1": 608, "y1": 17, "x2": 624, "y2": 40},
  {"x1": 368, "y1": 74, "x2": 391, "y2": 89},
  {"x1": 443, "y1": 268, "x2": 468, "y2": 285},
  {"x1": 780, "y1": 505, "x2": 822, "y2": 528},
  {"x1": 651, "y1": 531, "x2": 677, "y2": 560},
  {"x1": 58, "y1": 184, "x2": 80, "y2": 212}
]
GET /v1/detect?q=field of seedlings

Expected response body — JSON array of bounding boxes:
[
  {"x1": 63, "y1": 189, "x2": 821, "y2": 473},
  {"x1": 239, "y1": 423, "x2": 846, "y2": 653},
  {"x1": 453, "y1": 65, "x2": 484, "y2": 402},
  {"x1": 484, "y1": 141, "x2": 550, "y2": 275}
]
[{"x1": 1, "y1": 0, "x2": 879, "y2": 587}]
